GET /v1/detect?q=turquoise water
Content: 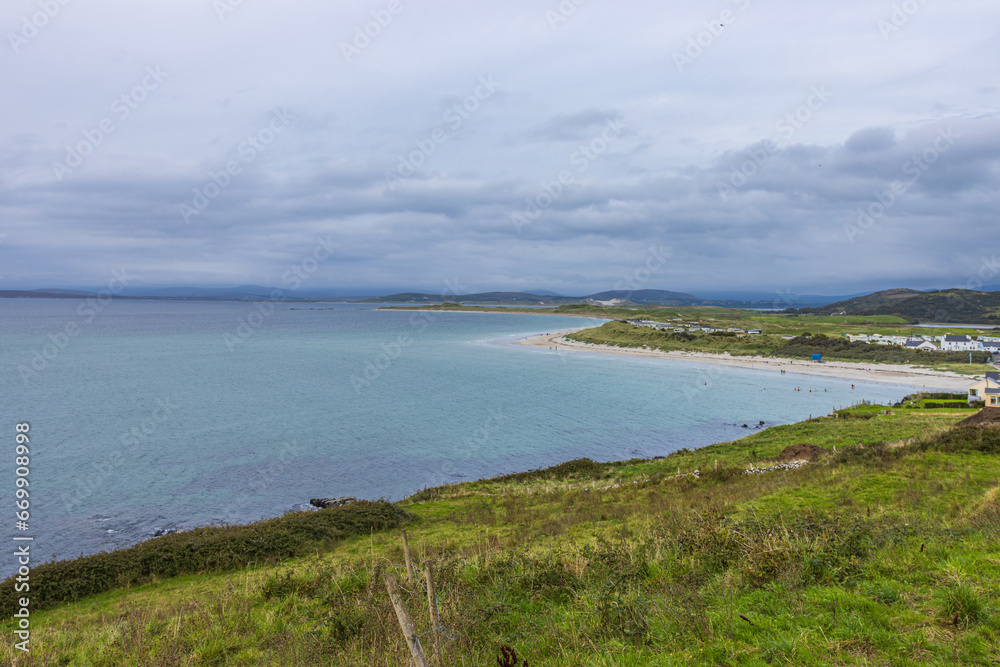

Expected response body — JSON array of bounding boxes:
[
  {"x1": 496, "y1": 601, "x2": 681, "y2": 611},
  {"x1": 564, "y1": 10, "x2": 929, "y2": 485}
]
[{"x1": 0, "y1": 299, "x2": 919, "y2": 575}]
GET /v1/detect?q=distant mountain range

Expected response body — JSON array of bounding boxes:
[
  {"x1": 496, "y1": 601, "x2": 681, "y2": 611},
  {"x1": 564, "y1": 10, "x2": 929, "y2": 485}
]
[
  {"x1": 5, "y1": 286, "x2": 1000, "y2": 322},
  {"x1": 359, "y1": 289, "x2": 847, "y2": 308},
  {"x1": 788, "y1": 288, "x2": 1000, "y2": 324},
  {"x1": 0, "y1": 286, "x2": 372, "y2": 302}
]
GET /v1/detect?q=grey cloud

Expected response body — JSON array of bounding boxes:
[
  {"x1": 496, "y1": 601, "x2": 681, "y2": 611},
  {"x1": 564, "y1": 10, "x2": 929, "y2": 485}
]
[
  {"x1": 521, "y1": 109, "x2": 622, "y2": 142},
  {"x1": 845, "y1": 127, "x2": 896, "y2": 153},
  {"x1": 1, "y1": 0, "x2": 998, "y2": 294}
]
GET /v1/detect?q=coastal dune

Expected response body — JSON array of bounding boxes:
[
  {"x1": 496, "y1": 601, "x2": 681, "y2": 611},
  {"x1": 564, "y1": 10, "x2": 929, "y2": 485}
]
[{"x1": 517, "y1": 329, "x2": 977, "y2": 392}]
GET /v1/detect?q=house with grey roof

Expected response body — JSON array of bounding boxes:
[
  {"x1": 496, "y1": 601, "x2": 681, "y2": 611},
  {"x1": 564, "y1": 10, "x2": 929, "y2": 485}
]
[{"x1": 941, "y1": 335, "x2": 983, "y2": 352}]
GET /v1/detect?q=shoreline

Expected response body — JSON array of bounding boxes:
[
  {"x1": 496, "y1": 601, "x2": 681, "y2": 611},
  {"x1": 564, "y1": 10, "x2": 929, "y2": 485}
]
[
  {"x1": 375, "y1": 306, "x2": 614, "y2": 319},
  {"x1": 516, "y1": 329, "x2": 978, "y2": 392}
]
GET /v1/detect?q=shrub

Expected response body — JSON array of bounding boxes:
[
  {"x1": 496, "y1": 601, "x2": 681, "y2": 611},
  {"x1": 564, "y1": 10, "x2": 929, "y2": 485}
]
[
  {"x1": 919, "y1": 393, "x2": 968, "y2": 401},
  {"x1": 831, "y1": 443, "x2": 904, "y2": 465},
  {"x1": 0, "y1": 501, "x2": 411, "y2": 613},
  {"x1": 940, "y1": 583, "x2": 987, "y2": 626},
  {"x1": 914, "y1": 427, "x2": 1000, "y2": 454},
  {"x1": 494, "y1": 458, "x2": 611, "y2": 483},
  {"x1": 593, "y1": 585, "x2": 651, "y2": 641}
]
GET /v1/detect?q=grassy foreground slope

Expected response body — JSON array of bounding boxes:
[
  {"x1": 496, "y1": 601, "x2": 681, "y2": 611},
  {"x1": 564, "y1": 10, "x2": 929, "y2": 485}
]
[{"x1": 3, "y1": 410, "x2": 1000, "y2": 665}]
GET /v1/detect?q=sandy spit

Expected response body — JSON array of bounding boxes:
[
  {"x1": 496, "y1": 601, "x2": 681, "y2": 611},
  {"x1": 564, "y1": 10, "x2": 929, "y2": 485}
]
[{"x1": 515, "y1": 329, "x2": 978, "y2": 392}]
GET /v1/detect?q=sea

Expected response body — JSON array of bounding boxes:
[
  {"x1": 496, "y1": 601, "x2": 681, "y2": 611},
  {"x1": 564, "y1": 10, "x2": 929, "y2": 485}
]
[{"x1": 0, "y1": 299, "x2": 922, "y2": 577}]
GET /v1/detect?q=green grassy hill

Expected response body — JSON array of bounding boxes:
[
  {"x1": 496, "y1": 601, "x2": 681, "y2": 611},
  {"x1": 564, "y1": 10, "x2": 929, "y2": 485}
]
[
  {"x1": 793, "y1": 289, "x2": 1000, "y2": 324},
  {"x1": 4, "y1": 409, "x2": 999, "y2": 665}
]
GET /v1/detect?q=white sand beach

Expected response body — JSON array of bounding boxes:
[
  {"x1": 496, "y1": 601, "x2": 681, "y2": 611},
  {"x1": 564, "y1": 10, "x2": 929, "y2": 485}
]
[{"x1": 516, "y1": 329, "x2": 980, "y2": 392}]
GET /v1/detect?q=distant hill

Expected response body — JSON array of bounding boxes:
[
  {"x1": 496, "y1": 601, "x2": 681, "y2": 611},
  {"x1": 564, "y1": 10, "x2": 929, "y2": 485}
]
[
  {"x1": 361, "y1": 289, "x2": 811, "y2": 308},
  {"x1": 363, "y1": 292, "x2": 577, "y2": 305},
  {"x1": 585, "y1": 289, "x2": 701, "y2": 305},
  {"x1": 0, "y1": 290, "x2": 99, "y2": 299},
  {"x1": 7, "y1": 285, "x2": 995, "y2": 318},
  {"x1": 796, "y1": 288, "x2": 924, "y2": 314},
  {"x1": 790, "y1": 289, "x2": 1000, "y2": 324}
]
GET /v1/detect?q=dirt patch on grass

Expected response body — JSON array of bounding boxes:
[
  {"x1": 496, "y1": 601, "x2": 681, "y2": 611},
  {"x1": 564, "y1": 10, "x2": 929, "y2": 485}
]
[
  {"x1": 772, "y1": 443, "x2": 829, "y2": 463},
  {"x1": 955, "y1": 408, "x2": 1000, "y2": 428}
]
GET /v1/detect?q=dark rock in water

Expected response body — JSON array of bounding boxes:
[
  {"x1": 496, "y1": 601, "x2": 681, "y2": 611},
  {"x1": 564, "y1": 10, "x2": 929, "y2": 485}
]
[
  {"x1": 310, "y1": 496, "x2": 358, "y2": 509},
  {"x1": 150, "y1": 528, "x2": 177, "y2": 537},
  {"x1": 742, "y1": 424, "x2": 749, "y2": 428}
]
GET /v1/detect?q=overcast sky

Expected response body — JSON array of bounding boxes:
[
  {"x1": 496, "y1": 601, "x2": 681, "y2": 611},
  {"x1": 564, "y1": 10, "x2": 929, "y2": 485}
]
[{"x1": 1, "y1": 0, "x2": 998, "y2": 296}]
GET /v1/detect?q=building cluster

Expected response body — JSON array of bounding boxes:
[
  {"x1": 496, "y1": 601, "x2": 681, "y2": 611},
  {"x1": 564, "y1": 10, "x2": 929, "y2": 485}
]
[
  {"x1": 622, "y1": 319, "x2": 762, "y2": 335},
  {"x1": 622, "y1": 319, "x2": 999, "y2": 358},
  {"x1": 844, "y1": 333, "x2": 1000, "y2": 354}
]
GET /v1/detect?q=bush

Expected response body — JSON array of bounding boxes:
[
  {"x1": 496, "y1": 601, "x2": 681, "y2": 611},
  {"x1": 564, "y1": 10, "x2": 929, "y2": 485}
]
[
  {"x1": 831, "y1": 443, "x2": 904, "y2": 465},
  {"x1": 0, "y1": 501, "x2": 411, "y2": 613},
  {"x1": 593, "y1": 585, "x2": 651, "y2": 641},
  {"x1": 940, "y1": 583, "x2": 988, "y2": 626},
  {"x1": 914, "y1": 427, "x2": 1000, "y2": 454},
  {"x1": 494, "y1": 458, "x2": 611, "y2": 483}
]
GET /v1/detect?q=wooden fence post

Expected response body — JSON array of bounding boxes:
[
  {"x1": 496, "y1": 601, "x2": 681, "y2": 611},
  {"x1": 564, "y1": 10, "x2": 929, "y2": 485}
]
[
  {"x1": 424, "y1": 560, "x2": 443, "y2": 664},
  {"x1": 385, "y1": 574, "x2": 428, "y2": 667},
  {"x1": 401, "y1": 528, "x2": 416, "y2": 584}
]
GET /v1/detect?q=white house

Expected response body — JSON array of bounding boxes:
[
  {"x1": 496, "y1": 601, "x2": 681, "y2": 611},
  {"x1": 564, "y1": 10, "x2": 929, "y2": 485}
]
[
  {"x1": 941, "y1": 335, "x2": 983, "y2": 352},
  {"x1": 982, "y1": 341, "x2": 1000, "y2": 355}
]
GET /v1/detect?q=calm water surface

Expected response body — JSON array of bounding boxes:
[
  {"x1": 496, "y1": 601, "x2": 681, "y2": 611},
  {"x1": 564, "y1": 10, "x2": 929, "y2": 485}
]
[{"x1": 0, "y1": 299, "x2": 921, "y2": 575}]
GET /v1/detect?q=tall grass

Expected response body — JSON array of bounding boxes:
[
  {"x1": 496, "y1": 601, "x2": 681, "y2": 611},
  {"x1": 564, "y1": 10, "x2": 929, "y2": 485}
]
[{"x1": 6, "y1": 411, "x2": 1000, "y2": 664}]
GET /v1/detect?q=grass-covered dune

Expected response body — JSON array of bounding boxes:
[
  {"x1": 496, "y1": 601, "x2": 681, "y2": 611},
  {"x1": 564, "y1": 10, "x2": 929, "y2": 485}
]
[{"x1": 3, "y1": 409, "x2": 1000, "y2": 665}]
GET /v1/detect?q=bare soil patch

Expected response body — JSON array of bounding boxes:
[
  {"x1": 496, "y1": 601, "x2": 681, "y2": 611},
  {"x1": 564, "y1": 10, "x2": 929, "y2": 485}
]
[
  {"x1": 955, "y1": 408, "x2": 1000, "y2": 429},
  {"x1": 772, "y1": 443, "x2": 829, "y2": 463}
]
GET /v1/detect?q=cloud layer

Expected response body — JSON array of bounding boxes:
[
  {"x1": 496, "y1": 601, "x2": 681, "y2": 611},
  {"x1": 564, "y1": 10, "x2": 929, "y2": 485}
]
[{"x1": 1, "y1": 0, "x2": 998, "y2": 295}]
